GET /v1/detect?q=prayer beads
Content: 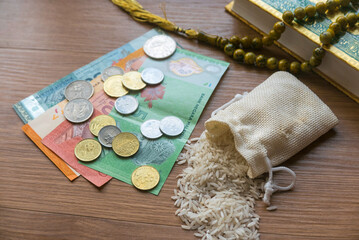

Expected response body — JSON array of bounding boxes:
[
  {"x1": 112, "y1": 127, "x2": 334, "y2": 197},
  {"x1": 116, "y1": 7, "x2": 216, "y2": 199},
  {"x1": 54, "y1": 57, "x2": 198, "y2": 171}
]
[{"x1": 214, "y1": 0, "x2": 359, "y2": 74}]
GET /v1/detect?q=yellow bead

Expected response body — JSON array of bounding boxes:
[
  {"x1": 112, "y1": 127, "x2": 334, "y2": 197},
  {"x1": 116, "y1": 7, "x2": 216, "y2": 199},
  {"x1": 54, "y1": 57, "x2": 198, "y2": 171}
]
[
  {"x1": 309, "y1": 56, "x2": 322, "y2": 67},
  {"x1": 283, "y1": 11, "x2": 294, "y2": 24},
  {"x1": 346, "y1": 13, "x2": 357, "y2": 27},
  {"x1": 229, "y1": 35, "x2": 240, "y2": 46},
  {"x1": 313, "y1": 47, "x2": 326, "y2": 59},
  {"x1": 305, "y1": 5, "x2": 316, "y2": 18},
  {"x1": 294, "y1": 7, "x2": 306, "y2": 20},
  {"x1": 233, "y1": 49, "x2": 246, "y2": 62},
  {"x1": 273, "y1": 22, "x2": 286, "y2": 34},
  {"x1": 269, "y1": 29, "x2": 280, "y2": 40},
  {"x1": 326, "y1": 28, "x2": 335, "y2": 37},
  {"x1": 290, "y1": 61, "x2": 301, "y2": 74},
  {"x1": 278, "y1": 59, "x2": 289, "y2": 71},
  {"x1": 336, "y1": 16, "x2": 348, "y2": 30},
  {"x1": 251, "y1": 37, "x2": 263, "y2": 49},
  {"x1": 240, "y1": 36, "x2": 252, "y2": 49},
  {"x1": 262, "y1": 36, "x2": 274, "y2": 46},
  {"x1": 329, "y1": 22, "x2": 341, "y2": 35},
  {"x1": 219, "y1": 38, "x2": 229, "y2": 49},
  {"x1": 244, "y1": 52, "x2": 256, "y2": 65},
  {"x1": 301, "y1": 61, "x2": 311, "y2": 72},
  {"x1": 224, "y1": 43, "x2": 235, "y2": 56},
  {"x1": 326, "y1": 0, "x2": 337, "y2": 12},
  {"x1": 255, "y1": 55, "x2": 266, "y2": 67},
  {"x1": 320, "y1": 31, "x2": 333, "y2": 45},
  {"x1": 266, "y1": 57, "x2": 278, "y2": 70},
  {"x1": 316, "y1": 2, "x2": 327, "y2": 15}
]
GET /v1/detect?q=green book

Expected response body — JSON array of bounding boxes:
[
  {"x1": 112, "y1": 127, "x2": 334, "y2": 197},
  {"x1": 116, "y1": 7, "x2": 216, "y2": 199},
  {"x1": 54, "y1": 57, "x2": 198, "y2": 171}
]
[{"x1": 227, "y1": 0, "x2": 359, "y2": 103}]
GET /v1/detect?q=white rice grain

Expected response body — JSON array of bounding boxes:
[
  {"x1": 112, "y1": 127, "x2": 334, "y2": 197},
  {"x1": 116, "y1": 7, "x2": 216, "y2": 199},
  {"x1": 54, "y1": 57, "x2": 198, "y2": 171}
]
[{"x1": 172, "y1": 133, "x2": 264, "y2": 239}]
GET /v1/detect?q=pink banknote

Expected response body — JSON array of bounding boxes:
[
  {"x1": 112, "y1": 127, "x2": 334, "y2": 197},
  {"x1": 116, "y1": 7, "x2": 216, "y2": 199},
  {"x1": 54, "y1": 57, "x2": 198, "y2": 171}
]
[{"x1": 42, "y1": 89, "x2": 117, "y2": 187}]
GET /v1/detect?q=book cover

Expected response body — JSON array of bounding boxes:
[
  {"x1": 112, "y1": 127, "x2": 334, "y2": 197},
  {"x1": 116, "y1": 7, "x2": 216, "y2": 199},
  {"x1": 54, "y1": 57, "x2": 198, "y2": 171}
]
[{"x1": 226, "y1": 0, "x2": 359, "y2": 103}]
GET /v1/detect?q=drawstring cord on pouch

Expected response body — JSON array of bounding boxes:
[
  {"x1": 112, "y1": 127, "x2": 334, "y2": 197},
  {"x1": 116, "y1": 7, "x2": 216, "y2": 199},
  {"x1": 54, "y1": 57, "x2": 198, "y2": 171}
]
[
  {"x1": 263, "y1": 156, "x2": 296, "y2": 210},
  {"x1": 211, "y1": 93, "x2": 247, "y2": 118}
]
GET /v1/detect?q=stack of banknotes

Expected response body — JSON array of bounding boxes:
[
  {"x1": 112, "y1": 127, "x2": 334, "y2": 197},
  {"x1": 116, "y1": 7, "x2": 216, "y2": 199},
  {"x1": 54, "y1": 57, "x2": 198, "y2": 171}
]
[{"x1": 14, "y1": 29, "x2": 230, "y2": 195}]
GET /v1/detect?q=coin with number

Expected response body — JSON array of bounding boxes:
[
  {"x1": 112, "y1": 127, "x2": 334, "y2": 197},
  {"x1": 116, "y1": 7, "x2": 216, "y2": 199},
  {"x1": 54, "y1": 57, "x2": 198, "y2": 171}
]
[
  {"x1": 64, "y1": 80, "x2": 94, "y2": 101},
  {"x1": 141, "y1": 68, "x2": 164, "y2": 85},
  {"x1": 101, "y1": 66, "x2": 124, "y2": 82},
  {"x1": 89, "y1": 115, "x2": 116, "y2": 136},
  {"x1": 140, "y1": 119, "x2": 163, "y2": 139},
  {"x1": 103, "y1": 75, "x2": 129, "y2": 97},
  {"x1": 75, "y1": 139, "x2": 102, "y2": 162},
  {"x1": 143, "y1": 35, "x2": 177, "y2": 59},
  {"x1": 131, "y1": 165, "x2": 160, "y2": 191},
  {"x1": 112, "y1": 132, "x2": 140, "y2": 157},
  {"x1": 122, "y1": 71, "x2": 146, "y2": 90},
  {"x1": 160, "y1": 116, "x2": 184, "y2": 136},
  {"x1": 115, "y1": 95, "x2": 139, "y2": 115},
  {"x1": 64, "y1": 98, "x2": 94, "y2": 123},
  {"x1": 98, "y1": 125, "x2": 122, "y2": 148}
]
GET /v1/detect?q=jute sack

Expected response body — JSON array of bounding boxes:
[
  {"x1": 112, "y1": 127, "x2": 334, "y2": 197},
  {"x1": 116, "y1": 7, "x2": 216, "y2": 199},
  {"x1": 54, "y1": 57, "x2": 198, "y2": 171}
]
[{"x1": 205, "y1": 71, "x2": 339, "y2": 205}]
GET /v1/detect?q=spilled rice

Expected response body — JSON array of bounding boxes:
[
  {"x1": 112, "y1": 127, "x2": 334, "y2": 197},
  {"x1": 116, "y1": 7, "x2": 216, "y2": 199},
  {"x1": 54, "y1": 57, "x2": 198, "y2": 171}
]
[{"x1": 173, "y1": 133, "x2": 264, "y2": 240}]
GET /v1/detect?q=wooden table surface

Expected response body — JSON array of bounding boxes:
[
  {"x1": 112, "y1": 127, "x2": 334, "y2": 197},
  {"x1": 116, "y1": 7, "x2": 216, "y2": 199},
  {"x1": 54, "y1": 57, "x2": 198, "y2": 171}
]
[{"x1": 1, "y1": 0, "x2": 358, "y2": 239}]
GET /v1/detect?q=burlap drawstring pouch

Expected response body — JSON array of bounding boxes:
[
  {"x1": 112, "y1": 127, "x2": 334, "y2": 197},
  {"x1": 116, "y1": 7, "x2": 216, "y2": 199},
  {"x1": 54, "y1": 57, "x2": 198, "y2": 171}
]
[
  {"x1": 205, "y1": 71, "x2": 338, "y2": 206},
  {"x1": 173, "y1": 71, "x2": 338, "y2": 240}
]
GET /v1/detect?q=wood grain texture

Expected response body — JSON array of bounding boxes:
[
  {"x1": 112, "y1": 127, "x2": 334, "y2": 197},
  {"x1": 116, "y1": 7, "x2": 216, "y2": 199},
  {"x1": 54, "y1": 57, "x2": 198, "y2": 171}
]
[
  {"x1": 0, "y1": 0, "x2": 358, "y2": 239},
  {"x1": 0, "y1": 207, "x2": 194, "y2": 240}
]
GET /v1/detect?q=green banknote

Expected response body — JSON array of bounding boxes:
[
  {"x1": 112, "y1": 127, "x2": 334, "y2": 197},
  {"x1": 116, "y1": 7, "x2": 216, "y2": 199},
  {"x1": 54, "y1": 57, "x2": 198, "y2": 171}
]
[{"x1": 81, "y1": 48, "x2": 229, "y2": 195}]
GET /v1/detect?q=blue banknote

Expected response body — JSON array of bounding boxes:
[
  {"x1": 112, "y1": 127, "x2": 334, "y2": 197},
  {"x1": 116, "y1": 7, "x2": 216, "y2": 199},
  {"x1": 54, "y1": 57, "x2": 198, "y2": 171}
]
[{"x1": 13, "y1": 29, "x2": 163, "y2": 123}]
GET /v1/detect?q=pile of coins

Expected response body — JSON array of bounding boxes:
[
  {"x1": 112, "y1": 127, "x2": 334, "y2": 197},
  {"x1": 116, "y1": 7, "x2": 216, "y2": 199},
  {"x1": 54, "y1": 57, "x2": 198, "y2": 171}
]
[
  {"x1": 68, "y1": 35, "x2": 180, "y2": 191},
  {"x1": 140, "y1": 116, "x2": 184, "y2": 139},
  {"x1": 76, "y1": 114, "x2": 139, "y2": 158},
  {"x1": 64, "y1": 80, "x2": 94, "y2": 123},
  {"x1": 102, "y1": 34, "x2": 176, "y2": 113},
  {"x1": 102, "y1": 66, "x2": 165, "y2": 116}
]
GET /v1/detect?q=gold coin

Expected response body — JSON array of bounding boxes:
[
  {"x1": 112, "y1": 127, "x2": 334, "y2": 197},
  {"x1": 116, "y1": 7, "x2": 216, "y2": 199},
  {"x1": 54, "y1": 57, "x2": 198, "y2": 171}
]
[
  {"x1": 123, "y1": 71, "x2": 146, "y2": 90},
  {"x1": 112, "y1": 132, "x2": 140, "y2": 157},
  {"x1": 74, "y1": 139, "x2": 102, "y2": 162},
  {"x1": 131, "y1": 165, "x2": 160, "y2": 190},
  {"x1": 89, "y1": 115, "x2": 116, "y2": 136},
  {"x1": 103, "y1": 75, "x2": 129, "y2": 97}
]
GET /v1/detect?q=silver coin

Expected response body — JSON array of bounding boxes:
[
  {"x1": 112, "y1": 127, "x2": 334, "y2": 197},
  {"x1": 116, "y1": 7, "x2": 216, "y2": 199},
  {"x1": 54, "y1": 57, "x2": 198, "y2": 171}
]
[
  {"x1": 115, "y1": 95, "x2": 139, "y2": 115},
  {"x1": 98, "y1": 125, "x2": 122, "y2": 148},
  {"x1": 101, "y1": 66, "x2": 125, "y2": 81},
  {"x1": 64, "y1": 80, "x2": 94, "y2": 101},
  {"x1": 141, "y1": 119, "x2": 163, "y2": 139},
  {"x1": 141, "y1": 68, "x2": 164, "y2": 85},
  {"x1": 64, "y1": 98, "x2": 94, "y2": 123},
  {"x1": 159, "y1": 116, "x2": 184, "y2": 137},
  {"x1": 143, "y1": 35, "x2": 177, "y2": 59}
]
